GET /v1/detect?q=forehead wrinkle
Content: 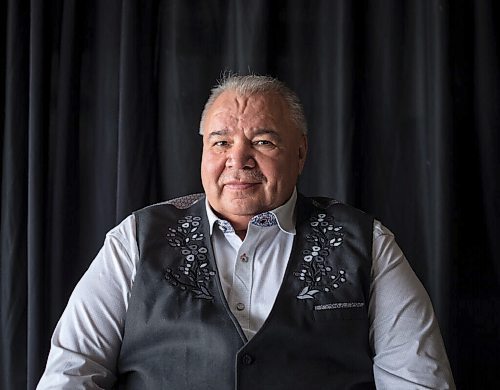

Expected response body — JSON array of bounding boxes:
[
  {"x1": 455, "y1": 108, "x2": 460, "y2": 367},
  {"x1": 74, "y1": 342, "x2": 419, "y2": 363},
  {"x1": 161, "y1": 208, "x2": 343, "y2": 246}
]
[
  {"x1": 207, "y1": 110, "x2": 237, "y2": 130},
  {"x1": 236, "y1": 94, "x2": 249, "y2": 114},
  {"x1": 207, "y1": 91, "x2": 290, "y2": 134}
]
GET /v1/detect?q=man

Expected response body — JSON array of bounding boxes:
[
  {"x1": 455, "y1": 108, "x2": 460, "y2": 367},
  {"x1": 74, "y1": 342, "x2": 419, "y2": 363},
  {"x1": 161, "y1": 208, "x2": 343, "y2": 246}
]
[{"x1": 38, "y1": 75, "x2": 455, "y2": 389}]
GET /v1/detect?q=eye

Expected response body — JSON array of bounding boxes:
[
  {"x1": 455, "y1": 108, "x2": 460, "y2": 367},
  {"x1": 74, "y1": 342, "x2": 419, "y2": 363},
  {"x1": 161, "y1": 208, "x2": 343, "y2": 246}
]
[
  {"x1": 213, "y1": 140, "x2": 229, "y2": 147},
  {"x1": 253, "y1": 140, "x2": 275, "y2": 147}
]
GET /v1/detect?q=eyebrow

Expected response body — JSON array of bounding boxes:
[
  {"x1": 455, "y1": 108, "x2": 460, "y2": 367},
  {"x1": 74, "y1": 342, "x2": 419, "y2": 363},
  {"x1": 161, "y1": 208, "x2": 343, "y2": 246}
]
[
  {"x1": 253, "y1": 128, "x2": 280, "y2": 138},
  {"x1": 207, "y1": 128, "x2": 282, "y2": 141},
  {"x1": 253, "y1": 128, "x2": 282, "y2": 142},
  {"x1": 207, "y1": 129, "x2": 230, "y2": 140}
]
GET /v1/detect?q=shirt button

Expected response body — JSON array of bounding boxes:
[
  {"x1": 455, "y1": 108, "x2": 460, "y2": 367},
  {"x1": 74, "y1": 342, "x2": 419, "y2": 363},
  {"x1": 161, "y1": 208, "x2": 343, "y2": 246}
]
[
  {"x1": 240, "y1": 253, "x2": 249, "y2": 262},
  {"x1": 236, "y1": 303, "x2": 245, "y2": 311},
  {"x1": 241, "y1": 353, "x2": 254, "y2": 365}
]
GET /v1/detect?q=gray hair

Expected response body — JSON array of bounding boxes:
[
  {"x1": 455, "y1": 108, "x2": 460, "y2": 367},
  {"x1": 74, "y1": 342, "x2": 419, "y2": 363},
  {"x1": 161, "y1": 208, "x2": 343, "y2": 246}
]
[{"x1": 199, "y1": 74, "x2": 308, "y2": 135}]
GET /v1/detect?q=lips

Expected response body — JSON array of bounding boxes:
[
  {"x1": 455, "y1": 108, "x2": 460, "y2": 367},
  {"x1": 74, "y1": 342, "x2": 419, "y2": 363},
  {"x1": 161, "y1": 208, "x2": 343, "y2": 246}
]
[
  {"x1": 219, "y1": 171, "x2": 265, "y2": 190},
  {"x1": 223, "y1": 181, "x2": 260, "y2": 190}
]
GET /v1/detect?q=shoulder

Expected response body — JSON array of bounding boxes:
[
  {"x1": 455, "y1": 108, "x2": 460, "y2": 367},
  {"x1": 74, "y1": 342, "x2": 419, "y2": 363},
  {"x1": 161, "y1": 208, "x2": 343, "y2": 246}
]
[
  {"x1": 133, "y1": 193, "x2": 206, "y2": 224},
  {"x1": 299, "y1": 194, "x2": 374, "y2": 225},
  {"x1": 105, "y1": 194, "x2": 207, "y2": 244},
  {"x1": 135, "y1": 193, "x2": 205, "y2": 214},
  {"x1": 132, "y1": 194, "x2": 207, "y2": 246}
]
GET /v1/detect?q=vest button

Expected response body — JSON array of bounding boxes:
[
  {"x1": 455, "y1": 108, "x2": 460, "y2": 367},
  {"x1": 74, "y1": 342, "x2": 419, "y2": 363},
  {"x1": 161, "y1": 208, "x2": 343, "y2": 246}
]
[
  {"x1": 240, "y1": 253, "x2": 249, "y2": 262},
  {"x1": 241, "y1": 353, "x2": 254, "y2": 365},
  {"x1": 236, "y1": 303, "x2": 245, "y2": 311}
]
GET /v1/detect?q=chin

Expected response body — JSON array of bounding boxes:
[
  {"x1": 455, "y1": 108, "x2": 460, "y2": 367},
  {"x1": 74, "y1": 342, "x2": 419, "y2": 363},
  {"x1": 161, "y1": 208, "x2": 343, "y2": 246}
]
[{"x1": 224, "y1": 198, "x2": 268, "y2": 216}]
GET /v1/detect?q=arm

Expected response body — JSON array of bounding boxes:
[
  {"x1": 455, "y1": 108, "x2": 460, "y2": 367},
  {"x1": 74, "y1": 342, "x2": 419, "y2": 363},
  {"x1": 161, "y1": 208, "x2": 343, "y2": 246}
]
[
  {"x1": 369, "y1": 221, "x2": 455, "y2": 389},
  {"x1": 36, "y1": 215, "x2": 138, "y2": 389}
]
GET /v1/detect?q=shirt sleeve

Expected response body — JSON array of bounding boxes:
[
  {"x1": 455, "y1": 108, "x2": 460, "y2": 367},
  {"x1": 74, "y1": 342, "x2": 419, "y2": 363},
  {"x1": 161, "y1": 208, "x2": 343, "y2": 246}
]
[
  {"x1": 369, "y1": 220, "x2": 455, "y2": 389},
  {"x1": 36, "y1": 215, "x2": 138, "y2": 390}
]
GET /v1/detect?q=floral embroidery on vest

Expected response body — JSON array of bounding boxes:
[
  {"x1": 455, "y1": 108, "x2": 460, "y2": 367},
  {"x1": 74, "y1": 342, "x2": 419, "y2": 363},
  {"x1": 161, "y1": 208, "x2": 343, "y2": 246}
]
[
  {"x1": 165, "y1": 215, "x2": 215, "y2": 300},
  {"x1": 295, "y1": 213, "x2": 346, "y2": 300}
]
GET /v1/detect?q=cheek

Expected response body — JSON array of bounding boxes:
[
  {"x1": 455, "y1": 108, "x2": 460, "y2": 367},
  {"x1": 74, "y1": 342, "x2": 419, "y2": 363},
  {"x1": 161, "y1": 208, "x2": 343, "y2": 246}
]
[
  {"x1": 265, "y1": 153, "x2": 300, "y2": 183},
  {"x1": 201, "y1": 152, "x2": 225, "y2": 183},
  {"x1": 257, "y1": 157, "x2": 288, "y2": 182}
]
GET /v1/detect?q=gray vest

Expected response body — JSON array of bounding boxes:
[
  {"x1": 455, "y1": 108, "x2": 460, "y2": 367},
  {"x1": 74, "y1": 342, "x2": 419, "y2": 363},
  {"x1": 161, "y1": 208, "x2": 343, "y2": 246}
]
[{"x1": 117, "y1": 194, "x2": 375, "y2": 389}]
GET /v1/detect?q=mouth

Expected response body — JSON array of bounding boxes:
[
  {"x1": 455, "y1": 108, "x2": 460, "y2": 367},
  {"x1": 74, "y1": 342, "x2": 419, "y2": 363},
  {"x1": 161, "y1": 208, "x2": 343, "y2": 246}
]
[{"x1": 223, "y1": 181, "x2": 260, "y2": 191}]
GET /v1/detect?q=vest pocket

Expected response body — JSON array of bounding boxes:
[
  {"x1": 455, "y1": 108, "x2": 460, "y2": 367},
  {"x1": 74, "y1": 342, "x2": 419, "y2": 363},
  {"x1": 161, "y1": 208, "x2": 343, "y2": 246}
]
[{"x1": 312, "y1": 302, "x2": 367, "y2": 321}]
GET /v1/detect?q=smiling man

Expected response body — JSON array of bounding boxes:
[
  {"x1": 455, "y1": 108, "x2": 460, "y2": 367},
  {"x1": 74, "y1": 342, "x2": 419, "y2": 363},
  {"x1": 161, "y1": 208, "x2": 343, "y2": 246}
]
[
  {"x1": 201, "y1": 85, "x2": 307, "y2": 237},
  {"x1": 38, "y1": 75, "x2": 455, "y2": 389}
]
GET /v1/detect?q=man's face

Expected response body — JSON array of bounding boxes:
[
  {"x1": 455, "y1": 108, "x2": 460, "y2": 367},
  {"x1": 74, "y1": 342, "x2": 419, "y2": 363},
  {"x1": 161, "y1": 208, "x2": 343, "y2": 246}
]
[{"x1": 201, "y1": 90, "x2": 307, "y2": 225}]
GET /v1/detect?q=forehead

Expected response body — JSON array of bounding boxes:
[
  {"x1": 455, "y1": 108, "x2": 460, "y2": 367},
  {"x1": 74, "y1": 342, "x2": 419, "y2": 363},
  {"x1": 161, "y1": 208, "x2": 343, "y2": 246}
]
[{"x1": 205, "y1": 91, "x2": 289, "y2": 129}]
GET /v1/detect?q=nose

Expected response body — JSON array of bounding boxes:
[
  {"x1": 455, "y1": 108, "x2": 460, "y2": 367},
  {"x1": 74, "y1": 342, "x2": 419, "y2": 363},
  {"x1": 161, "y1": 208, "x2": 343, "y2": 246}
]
[{"x1": 226, "y1": 142, "x2": 256, "y2": 169}]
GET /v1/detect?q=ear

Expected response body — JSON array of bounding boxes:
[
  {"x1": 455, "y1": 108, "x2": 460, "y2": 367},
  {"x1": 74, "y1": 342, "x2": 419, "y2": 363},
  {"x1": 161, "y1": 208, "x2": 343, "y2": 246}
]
[{"x1": 298, "y1": 135, "x2": 308, "y2": 174}]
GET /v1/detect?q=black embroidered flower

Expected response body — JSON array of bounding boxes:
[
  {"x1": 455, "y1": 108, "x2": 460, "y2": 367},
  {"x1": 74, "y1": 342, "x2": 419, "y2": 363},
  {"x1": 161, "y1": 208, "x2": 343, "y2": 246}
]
[
  {"x1": 165, "y1": 216, "x2": 215, "y2": 300},
  {"x1": 295, "y1": 213, "x2": 346, "y2": 300}
]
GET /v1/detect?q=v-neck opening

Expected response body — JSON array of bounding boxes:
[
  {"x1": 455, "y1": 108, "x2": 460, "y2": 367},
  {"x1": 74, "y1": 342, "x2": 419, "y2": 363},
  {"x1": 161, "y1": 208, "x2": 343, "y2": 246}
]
[{"x1": 235, "y1": 195, "x2": 312, "y2": 348}]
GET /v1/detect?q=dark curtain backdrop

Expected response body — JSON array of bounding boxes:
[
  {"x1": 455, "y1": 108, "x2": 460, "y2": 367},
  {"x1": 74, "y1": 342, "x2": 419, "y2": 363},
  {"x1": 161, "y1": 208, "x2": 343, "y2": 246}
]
[{"x1": 1, "y1": 0, "x2": 499, "y2": 388}]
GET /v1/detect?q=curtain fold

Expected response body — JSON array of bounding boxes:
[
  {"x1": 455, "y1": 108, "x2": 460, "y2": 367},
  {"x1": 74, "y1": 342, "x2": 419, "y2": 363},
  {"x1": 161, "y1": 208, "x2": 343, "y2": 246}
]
[
  {"x1": 474, "y1": 0, "x2": 500, "y2": 282},
  {"x1": 1, "y1": 0, "x2": 499, "y2": 388},
  {"x1": 27, "y1": 0, "x2": 49, "y2": 387},
  {"x1": 116, "y1": 0, "x2": 159, "y2": 221},
  {"x1": 2, "y1": 1, "x2": 29, "y2": 388}
]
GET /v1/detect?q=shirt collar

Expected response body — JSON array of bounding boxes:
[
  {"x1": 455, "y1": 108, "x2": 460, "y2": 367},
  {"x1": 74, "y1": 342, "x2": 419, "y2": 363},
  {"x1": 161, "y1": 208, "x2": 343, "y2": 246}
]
[{"x1": 205, "y1": 188, "x2": 297, "y2": 236}]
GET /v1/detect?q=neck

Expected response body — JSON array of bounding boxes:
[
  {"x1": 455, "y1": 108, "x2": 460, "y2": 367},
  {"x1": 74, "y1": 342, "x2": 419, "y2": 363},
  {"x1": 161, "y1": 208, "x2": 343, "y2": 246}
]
[
  {"x1": 234, "y1": 229, "x2": 247, "y2": 240},
  {"x1": 226, "y1": 215, "x2": 252, "y2": 235},
  {"x1": 215, "y1": 212, "x2": 251, "y2": 240}
]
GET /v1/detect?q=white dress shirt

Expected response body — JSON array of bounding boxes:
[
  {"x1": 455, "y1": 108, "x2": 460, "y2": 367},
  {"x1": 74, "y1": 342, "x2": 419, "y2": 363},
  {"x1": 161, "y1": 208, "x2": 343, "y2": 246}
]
[{"x1": 37, "y1": 191, "x2": 455, "y2": 389}]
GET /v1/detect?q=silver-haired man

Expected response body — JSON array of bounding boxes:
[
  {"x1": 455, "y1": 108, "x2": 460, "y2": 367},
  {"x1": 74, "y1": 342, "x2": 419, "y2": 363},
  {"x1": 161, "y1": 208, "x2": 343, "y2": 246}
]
[{"x1": 38, "y1": 75, "x2": 455, "y2": 389}]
